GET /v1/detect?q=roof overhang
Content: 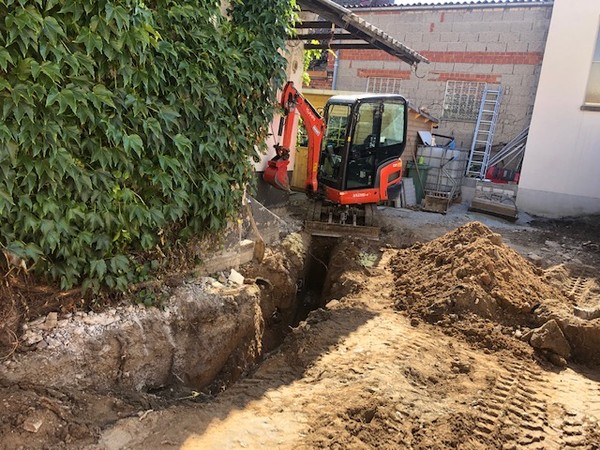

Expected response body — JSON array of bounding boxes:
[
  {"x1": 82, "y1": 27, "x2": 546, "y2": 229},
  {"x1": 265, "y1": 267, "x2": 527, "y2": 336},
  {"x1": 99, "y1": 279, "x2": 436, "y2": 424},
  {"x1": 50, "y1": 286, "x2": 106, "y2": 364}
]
[{"x1": 294, "y1": 0, "x2": 429, "y2": 66}]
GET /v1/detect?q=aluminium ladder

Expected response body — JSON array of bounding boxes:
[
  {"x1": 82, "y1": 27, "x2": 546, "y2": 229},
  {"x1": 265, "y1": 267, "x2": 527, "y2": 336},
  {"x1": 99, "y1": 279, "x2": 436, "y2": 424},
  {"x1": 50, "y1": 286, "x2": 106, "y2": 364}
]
[{"x1": 466, "y1": 85, "x2": 503, "y2": 178}]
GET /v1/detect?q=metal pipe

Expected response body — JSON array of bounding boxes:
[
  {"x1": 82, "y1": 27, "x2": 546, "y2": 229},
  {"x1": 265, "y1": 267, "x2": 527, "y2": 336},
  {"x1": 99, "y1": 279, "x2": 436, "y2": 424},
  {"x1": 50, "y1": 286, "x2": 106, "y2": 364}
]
[{"x1": 332, "y1": 50, "x2": 340, "y2": 90}]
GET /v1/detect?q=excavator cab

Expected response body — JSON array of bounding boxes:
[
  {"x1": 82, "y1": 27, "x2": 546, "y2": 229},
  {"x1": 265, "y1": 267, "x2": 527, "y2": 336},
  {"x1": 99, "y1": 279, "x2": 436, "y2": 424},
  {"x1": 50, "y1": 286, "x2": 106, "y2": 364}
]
[{"x1": 316, "y1": 95, "x2": 408, "y2": 204}]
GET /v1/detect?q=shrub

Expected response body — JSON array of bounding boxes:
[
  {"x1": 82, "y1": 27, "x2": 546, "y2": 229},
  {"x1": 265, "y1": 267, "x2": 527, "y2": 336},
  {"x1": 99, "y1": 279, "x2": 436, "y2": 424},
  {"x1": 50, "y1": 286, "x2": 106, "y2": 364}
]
[{"x1": 0, "y1": 0, "x2": 294, "y2": 291}]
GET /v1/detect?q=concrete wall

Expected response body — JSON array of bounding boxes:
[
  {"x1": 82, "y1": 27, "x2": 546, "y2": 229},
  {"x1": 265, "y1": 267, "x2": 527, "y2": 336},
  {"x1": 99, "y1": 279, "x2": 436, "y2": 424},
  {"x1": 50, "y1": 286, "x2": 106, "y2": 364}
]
[
  {"x1": 516, "y1": 0, "x2": 600, "y2": 217},
  {"x1": 329, "y1": 4, "x2": 553, "y2": 149}
]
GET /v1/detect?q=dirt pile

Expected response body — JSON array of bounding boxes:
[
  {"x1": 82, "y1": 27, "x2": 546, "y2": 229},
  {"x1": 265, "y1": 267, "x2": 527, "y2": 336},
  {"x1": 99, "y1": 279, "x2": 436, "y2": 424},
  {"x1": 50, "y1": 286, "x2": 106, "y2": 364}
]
[{"x1": 391, "y1": 222, "x2": 576, "y2": 357}]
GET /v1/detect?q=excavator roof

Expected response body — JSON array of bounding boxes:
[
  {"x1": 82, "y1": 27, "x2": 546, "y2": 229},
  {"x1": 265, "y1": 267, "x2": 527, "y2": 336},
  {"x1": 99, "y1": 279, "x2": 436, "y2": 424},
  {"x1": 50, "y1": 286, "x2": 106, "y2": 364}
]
[{"x1": 327, "y1": 93, "x2": 407, "y2": 104}]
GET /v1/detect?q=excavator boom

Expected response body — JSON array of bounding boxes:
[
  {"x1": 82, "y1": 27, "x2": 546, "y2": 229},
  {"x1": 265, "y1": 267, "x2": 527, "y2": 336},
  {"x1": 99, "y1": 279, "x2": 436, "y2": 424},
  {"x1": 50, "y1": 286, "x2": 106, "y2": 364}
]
[{"x1": 263, "y1": 82, "x2": 325, "y2": 193}]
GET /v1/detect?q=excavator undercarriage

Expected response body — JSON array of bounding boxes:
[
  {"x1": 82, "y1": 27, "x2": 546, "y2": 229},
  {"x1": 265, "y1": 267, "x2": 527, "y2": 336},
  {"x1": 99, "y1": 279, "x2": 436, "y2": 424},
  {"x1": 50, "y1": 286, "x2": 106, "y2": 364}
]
[{"x1": 305, "y1": 201, "x2": 380, "y2": 240}]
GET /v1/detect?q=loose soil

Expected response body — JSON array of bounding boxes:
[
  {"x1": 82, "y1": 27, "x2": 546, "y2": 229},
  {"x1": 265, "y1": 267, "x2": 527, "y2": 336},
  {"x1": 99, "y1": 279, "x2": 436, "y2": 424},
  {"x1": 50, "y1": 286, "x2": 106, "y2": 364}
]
[{"x1": 1, "y1": 203, "x2": 600, "y2": 449}]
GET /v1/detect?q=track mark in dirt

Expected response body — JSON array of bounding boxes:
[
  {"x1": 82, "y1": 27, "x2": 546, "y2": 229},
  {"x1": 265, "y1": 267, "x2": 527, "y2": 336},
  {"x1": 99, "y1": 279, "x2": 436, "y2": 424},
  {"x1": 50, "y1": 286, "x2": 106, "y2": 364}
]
[
  {"x1": 472, "y1": 360, "x2": 552, "y2": 449},
  {"x1": 566, "y1": 276, "x2": 600, "y2": 307},
  {"x1": 539, "y1": 365, "x2": 600, "y2": 450},
  {"x1": 559, "y1": 411, "x2": 590, "y2": 449}
]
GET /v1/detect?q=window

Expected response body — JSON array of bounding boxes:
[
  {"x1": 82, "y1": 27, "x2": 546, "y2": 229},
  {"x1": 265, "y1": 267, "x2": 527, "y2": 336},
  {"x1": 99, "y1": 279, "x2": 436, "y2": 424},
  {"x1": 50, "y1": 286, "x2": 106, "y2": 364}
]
[
  {"x1": 319, "y1": 104, "x2": 351, "y2": 185},
  {"x1": 583, "y1": 26, "x2": 600, "y2": 108},
  {"x1": 442, "y1": 81, "x2": 486, "y2": 121},
  {"x1": 366, "y1": 77, "x2": 402, "y2": 94}
]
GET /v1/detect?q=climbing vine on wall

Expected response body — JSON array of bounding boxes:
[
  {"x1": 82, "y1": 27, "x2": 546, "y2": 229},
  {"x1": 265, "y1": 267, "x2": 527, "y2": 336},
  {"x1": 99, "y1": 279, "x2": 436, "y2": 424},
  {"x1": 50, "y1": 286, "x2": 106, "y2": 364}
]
[{"x1": 0, "y1": 0, "x2": 295, "y2": 291}]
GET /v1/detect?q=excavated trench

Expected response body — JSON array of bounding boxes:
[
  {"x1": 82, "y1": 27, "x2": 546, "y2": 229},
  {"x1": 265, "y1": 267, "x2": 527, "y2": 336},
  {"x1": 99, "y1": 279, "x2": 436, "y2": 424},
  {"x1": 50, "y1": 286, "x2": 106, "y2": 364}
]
[
  {"x1": 293, "y1": 236, "x2": 338, "y2": 326},
  {"x1": 0, "y1": 232, "x2": 352, "y2": 403}
]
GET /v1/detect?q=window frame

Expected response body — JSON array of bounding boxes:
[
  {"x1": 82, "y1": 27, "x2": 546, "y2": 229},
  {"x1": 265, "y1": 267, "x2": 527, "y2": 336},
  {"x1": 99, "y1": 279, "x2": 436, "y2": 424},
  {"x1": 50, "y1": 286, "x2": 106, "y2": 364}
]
[
  {"x1": 365, "y1": 77, "x2": 403, "y2": 95},
  {"x1": 582, "y1": 24, "x2": 600, "y2": 111},
  {"x1": 442, "y1": 80, "x2": 487, "y2": 122}
]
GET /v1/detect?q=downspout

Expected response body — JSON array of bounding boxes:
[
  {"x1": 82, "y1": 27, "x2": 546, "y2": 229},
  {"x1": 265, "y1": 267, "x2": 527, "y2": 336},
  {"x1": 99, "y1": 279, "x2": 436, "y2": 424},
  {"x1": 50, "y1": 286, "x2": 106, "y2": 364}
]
[{"x1": 332, "y1": 50, "x2": 340, "y2": 90}]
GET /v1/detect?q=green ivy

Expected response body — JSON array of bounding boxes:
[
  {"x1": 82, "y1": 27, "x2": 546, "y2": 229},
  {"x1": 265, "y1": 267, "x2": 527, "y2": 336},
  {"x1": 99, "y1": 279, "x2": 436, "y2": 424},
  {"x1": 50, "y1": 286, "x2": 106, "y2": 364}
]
[{"x1": 0, "y1": 0, "x2": 295, "y2": 291}]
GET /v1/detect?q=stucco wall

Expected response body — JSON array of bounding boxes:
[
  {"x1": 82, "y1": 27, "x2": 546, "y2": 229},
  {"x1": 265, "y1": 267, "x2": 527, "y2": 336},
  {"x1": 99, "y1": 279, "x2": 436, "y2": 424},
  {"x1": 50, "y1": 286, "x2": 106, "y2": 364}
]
[
  {"x1": 330, "y1": 4, "x2": 552, "y2": 149},
  {"x1": 516, "y1": 0, "x2": 600, "y2": 217}
]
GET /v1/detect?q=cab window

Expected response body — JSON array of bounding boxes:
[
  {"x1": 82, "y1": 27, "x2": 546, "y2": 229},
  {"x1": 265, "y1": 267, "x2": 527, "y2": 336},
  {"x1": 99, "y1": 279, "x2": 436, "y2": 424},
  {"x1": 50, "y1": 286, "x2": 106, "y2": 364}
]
[{"x1": 319, "y1": 104, "x2": 350, "y2": 183}]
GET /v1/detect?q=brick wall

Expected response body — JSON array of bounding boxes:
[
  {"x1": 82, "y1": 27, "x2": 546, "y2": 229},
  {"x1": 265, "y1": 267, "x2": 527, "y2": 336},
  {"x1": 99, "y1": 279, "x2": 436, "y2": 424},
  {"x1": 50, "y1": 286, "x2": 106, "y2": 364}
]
[{"x1": 332, "y1": 4, "x2": 553, "y2": 149}]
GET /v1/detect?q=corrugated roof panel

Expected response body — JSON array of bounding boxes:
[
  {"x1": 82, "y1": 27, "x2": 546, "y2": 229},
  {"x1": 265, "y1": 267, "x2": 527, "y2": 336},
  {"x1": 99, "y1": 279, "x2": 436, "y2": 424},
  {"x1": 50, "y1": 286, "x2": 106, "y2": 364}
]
[
  {"x1": 297, "y1": 0, "x2": 429, "y2": 65},
  {"x1": 336, "y1": 0, "x2": 553, "y2": 8}
]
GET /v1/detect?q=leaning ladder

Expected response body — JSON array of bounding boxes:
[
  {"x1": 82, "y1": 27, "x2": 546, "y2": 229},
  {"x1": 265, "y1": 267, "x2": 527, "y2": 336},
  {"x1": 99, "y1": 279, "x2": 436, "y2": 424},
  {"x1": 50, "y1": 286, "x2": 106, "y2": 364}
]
[{"x1": 466, "y1": 85, "x2": 503, "y2": 178}]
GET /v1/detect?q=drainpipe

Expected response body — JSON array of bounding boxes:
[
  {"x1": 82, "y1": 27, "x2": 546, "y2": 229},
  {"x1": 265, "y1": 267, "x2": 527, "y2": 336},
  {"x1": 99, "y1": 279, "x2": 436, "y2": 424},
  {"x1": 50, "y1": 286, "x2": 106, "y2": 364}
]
[{"x1": 332, "y1": 50, "x2": 340, "y2": 90}]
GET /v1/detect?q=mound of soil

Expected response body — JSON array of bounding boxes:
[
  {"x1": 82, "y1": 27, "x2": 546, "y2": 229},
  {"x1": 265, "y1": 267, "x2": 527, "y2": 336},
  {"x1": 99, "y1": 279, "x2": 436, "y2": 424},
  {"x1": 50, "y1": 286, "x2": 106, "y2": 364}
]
[{"x1": 390, "y1": 222, "x2": 573, "y2": 355}]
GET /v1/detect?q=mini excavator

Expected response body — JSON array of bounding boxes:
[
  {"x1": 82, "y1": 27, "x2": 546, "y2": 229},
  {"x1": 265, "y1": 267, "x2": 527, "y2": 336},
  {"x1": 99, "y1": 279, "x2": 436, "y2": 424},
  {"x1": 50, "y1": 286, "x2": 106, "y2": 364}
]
[{"x1": 263, "y1": 81, "x2": 408, "y2": 239}]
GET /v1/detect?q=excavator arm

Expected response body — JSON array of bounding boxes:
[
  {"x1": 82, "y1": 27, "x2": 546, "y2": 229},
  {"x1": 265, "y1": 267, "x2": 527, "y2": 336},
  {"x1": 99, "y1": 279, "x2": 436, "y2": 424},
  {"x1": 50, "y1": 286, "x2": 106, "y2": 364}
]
[{"x1": 263, "y1": 82, "x2": 325, "y2": 193}]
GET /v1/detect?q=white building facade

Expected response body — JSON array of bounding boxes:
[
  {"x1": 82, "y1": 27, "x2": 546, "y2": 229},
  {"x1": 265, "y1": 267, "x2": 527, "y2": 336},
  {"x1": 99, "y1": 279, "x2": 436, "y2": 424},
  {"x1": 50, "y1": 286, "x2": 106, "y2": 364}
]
[{"x1": 517, "y1": 0, "x2": 600, "y2": 217}]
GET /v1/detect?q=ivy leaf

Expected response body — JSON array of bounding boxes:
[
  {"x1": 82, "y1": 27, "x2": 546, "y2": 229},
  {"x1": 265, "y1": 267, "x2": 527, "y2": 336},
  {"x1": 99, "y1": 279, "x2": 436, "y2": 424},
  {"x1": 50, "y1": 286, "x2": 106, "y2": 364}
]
[
  {"x1": 173, "y1": 133, "x2": 192, "y2": 154},
  {"x1": 106, "y1": 3, "x2": 130, "y2": 31},
  {"x1": 30, "y1": 60, "x2": 41, "y2": 79},
  {"x1": 143, "y1": 118, "x2": 162, "y2": 139},
  {"x1": 58, "y1": 88, "x2": 77, "y2": 114},
  {"x1": 23, "y1": 243, "x2": 43, "y2": 261},
  {"x1": 158, "y1": 106, "x2": 180, "y2": 129},
  {"x1": 40, "y1": 61, "x2": 63, "y2": 83},
  {"x1": 45, "y1": 230, "x2": 60, "y2": 252},
  {"x1": 74, "y1": 53, "x2": 95, "y2": 76},
  {"x1": 40, "y1": 220, "x2": 54, "y2": 235},
  {"x1": 45, "y1": 0, "x2": 62, "y2": 11},
  {"x1": 74, "y1": 27, "x2": 103, "y2": 54},
  {"x1": 92, "y1": 84, "x2": 115, "y2": 108},
  {"x1": 42, "y1": 16, "x2": 66, "y2": 42},
  {"x1": 0, "y1": 189, "x2": 14, "y2": 206},
  {"x1": 140, "y1": 233, "x2": 154, "y2": 250},
  {"x1": 0, "y1": 78, "x2": 11, "y2": 92},
  {"x1": 123, "y1": 134, "x2": 143, "y2": 158},
  {"x1": 90, "y1": 259, "x2": 107, "y2": 278},
  {"x1": 0, "y1": 49, "x2": 14, "y2": 71},
  {"x1": 16, "y1": 57, "x2": 34, "y2": 81},
  {"x1": 45, "y1": 88, "x2": 59, "y2": 107},
  {"x1": 110, "y1": 254, "x2": 129, "y2": 273}
]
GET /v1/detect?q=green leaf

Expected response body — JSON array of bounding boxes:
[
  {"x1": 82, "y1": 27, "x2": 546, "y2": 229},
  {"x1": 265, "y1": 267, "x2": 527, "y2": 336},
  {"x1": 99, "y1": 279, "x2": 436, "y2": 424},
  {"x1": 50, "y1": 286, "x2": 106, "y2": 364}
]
[
  {"x1": 40, "y1": 61, "x2": 63, "y2": 83},
  {"x1": 57, "y1": 88, "x2": 77, "y2": 114},
  {"x1": 143, "y1": 118, "x2": 162, "y2": 139},
  {"x1": 0, "y1": 49, "x2": 14, "y2": 71},
  {"x1": 45, "y1": 88, "x2": 59, "y2": 107},
  {"x1": 0, "y1": 189, "x2": 14, "y2": 206},
  {"x1": 106, "y1": 3, "x2": 130, "y2": 31},
  {"x1": 123, "y1": 134, "x2": 143, "y2": 158},
  {"x1": 74, "y1": 53, "x2": 95, "y2": 76},
  {"x1": 23, "y1": 243, "x2": 43, "y2": 260},
  {"x1": 158, "y1": 106, "x2": 181, "y2": 129},
  {"x1": 45, "y1": 0, "x2": 61, "y2": 11},
  {"x1": 92, "y1": 84, "x2": 115, "y2": 108},
  {"x1": 74, "y1": 27, "x2": 103, "y2": 54},
  {"x1": 42, "y1": 16, "x2": 65, "y2": 41},
  {"x1": 173, "y1": 133, "x2": 192, "y2": 154},
  {"x1": 140, "y1": 233, "x2": 154, "y2": 250},
  {"x1": 0, "y1": 78, "x2": 11, "y2": 92},
  {"x1": 90, "y1": 259, "x2": 107, "y2": 278},
  {"x1": 110, "y1": 254, "x2": 129, "y2": 273},
  {"x1": 15, "y1": 57, "x2": 34, "y2": 81}
]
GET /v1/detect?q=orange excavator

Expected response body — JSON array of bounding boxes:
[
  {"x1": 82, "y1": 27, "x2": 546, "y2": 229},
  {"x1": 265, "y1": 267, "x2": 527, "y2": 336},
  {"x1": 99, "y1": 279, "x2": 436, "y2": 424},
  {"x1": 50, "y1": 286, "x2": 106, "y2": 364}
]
[{"x1": 264, "y1": 81, "x2": 408, "y2": 238}]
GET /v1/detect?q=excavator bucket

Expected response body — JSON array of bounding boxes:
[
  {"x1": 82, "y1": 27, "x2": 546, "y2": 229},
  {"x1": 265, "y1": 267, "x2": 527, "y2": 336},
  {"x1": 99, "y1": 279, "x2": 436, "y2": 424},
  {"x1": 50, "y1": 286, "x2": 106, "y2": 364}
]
[{"x1": 263, "y1": 158, "x2": 291, "y2": 192}]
